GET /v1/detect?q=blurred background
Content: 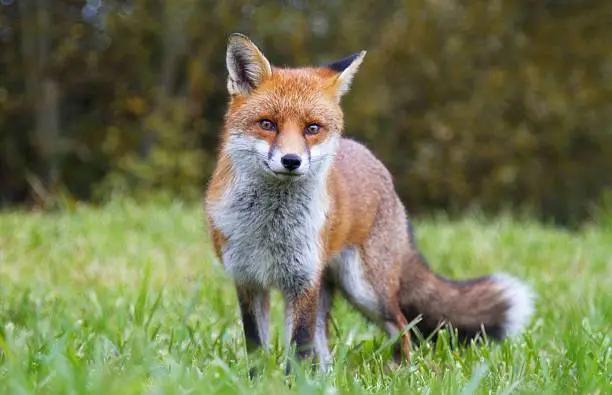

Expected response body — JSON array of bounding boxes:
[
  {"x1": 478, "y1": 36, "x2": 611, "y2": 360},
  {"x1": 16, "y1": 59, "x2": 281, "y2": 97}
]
[{"x1": 1, "y1": 0, "x2": 611, "y2": 226}]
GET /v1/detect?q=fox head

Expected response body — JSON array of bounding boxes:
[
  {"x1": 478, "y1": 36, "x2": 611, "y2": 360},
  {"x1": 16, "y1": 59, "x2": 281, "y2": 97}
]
[{"x1": 222, "y1": 33, "x2": 366, "y2": 181}]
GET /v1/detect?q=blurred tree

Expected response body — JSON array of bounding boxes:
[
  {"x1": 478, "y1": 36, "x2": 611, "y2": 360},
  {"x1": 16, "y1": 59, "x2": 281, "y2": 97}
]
[{"x1": 0, "y1": 0, "x2": 611, "y2": 224}]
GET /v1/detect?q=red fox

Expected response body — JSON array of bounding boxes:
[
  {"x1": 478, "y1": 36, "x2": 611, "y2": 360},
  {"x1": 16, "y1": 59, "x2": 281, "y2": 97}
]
[{"x1": 204, "y1": 33, "x2": 535, "y2": 372}]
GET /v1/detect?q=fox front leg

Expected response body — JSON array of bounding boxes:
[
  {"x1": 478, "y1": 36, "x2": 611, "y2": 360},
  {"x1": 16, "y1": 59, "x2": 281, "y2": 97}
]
[
  {"x1": 235, "y1": 286, "x2": 270, "y2": 378},
  {"x1": 283, "y1": 285, "x2": 320, "y2": 375}
]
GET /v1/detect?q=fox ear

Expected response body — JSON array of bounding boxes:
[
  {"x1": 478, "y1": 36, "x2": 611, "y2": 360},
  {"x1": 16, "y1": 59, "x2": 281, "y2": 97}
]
[
  {"x1": 226, "y1": 33, "x2": 272, "y2": 96},
  {"x1": 325, "y1": 50, "x2": 367, "y2": 99}
]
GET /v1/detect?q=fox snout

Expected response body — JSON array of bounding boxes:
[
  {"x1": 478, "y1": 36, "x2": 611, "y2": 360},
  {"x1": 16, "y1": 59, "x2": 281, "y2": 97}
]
[
  {"x1": 239, "y1": 131, "x2": 341, "y2": 179},
  {"x1": 227, "y1": 132, "x2": 340, "y2": 180},
  {"x1": 264, "y1": 144, "x2": 309, "y2": 177}
]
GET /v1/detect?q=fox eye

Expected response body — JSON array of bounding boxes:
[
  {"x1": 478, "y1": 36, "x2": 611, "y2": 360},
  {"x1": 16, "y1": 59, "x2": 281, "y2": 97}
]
[
  {"x1": 305, "y1": 123, "x2": 321, "y2": 135},
  {"x1": 258, "y1": 119, "x2": 276, "y2": 132}
]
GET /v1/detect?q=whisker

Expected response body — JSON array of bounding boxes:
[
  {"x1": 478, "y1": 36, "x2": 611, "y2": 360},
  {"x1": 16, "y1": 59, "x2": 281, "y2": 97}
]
[
  {"x1": 226, "y1": 148, "x2": 269, "y2": 158},
  {"x1": 225, "y1": 147, "x2": 337, "y2": 165},
  {"x1": 310, "y1": 153, "x2": 337, "y2": 163}
]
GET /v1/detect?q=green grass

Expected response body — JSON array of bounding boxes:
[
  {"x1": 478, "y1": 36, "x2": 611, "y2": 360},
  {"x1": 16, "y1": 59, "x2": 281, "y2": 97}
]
[{"x1": 0, "y1": 199, "x2": 610, "y2": 394}]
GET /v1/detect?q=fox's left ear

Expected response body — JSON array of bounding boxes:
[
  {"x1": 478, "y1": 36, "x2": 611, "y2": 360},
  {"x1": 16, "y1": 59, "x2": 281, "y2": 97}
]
[{"x1": 325, "y1": 50, "x2": 367, "y2": 100}]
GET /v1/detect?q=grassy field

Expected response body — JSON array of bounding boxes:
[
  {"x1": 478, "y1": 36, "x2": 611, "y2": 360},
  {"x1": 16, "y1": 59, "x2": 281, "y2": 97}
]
[{"x1": 0, "y1": 199, "x2": 610, "y2": 394}]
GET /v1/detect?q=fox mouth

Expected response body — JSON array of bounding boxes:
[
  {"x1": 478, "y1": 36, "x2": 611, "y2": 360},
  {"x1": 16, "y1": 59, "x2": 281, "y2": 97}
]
[
  {"x1": 264, "y1": 162, "x2": 305, "y2": 178},
  {"x1": 274, "y1": 172, "x2": 301, "y2": 177}
]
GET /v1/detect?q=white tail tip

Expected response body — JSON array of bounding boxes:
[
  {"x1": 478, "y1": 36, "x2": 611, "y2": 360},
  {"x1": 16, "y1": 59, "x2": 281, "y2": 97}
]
[{"x1": 492, "y1": 273, "x2": 537, "y2": 337}]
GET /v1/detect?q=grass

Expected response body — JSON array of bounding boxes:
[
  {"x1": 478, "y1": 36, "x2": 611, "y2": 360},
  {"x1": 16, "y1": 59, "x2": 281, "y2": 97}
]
[{"x1": 0, "y1": 198, "x2": 610, "y2": 394}]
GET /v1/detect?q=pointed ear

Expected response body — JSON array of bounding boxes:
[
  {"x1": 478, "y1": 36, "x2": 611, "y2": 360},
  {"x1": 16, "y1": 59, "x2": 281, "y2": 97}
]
[
  {"x1": 226, "y1": 33, "x2": 272, "y2": 96},
  {"x1": 325, "y1": 50, "x2": 367, "y2": 99}
]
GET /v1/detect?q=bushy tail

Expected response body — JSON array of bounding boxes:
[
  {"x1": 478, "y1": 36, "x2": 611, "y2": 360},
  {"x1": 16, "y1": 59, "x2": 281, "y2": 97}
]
[{"x1": 399, "y1": 250, "x2": 536, "y2": 343}]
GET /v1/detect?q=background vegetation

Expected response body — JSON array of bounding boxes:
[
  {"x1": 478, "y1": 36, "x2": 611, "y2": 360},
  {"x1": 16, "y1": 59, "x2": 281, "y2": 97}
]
[{"x1": 1, "y1": 0, "x2": 612, "y2": 224}]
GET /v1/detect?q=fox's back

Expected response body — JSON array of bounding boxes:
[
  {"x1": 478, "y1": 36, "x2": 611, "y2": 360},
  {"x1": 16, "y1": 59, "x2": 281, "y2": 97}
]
[
  {"x1": 324, "y1": 138, "x2": 406, "y2": 255},
  {"x1": 334, "y1": 137, "x2": 396, "y2": 201}
]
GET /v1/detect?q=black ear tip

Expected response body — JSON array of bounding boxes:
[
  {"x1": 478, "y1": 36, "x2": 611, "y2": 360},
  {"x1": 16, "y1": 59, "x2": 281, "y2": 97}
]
[{"x1": 324, "y1": 51, "x2": 367, "y2": 73}]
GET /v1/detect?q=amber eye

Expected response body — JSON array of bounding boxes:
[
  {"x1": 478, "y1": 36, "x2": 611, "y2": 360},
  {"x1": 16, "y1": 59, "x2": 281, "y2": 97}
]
[
  {"x1": 305, "y1": 123, "x2": 321, "y2": 135},
  {"x1": 258, "y1": 119, "x2": 276, "y2": 132}
]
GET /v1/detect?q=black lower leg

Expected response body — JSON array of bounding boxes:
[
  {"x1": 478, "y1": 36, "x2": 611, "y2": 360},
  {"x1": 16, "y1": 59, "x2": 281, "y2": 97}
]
[
  {"x1": 238, "y1": 296, "x2": 262, "y2": 352},
  {"x1": 236, "y1": 288, "x2": 269, "y2": 379}
]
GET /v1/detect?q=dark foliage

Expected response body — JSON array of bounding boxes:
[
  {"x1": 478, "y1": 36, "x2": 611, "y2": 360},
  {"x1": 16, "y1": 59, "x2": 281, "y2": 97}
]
[{"x1": 1, "y1": 0, "x2": 611, "y2": 224}]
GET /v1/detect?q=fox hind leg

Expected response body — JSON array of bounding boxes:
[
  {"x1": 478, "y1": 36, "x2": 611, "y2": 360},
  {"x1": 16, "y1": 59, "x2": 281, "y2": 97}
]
[
  {"x1": 331, "y1": 246, "x2": 411, "y2": 365},
  {"x1": 385, "y1": 311, "x2": 411, "y2": 364}
]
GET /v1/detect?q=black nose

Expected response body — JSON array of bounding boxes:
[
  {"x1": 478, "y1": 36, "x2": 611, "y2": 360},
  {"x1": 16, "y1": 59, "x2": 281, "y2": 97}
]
[{"x1": 280, "y1": 154, "x2": 302, "y2": 171}]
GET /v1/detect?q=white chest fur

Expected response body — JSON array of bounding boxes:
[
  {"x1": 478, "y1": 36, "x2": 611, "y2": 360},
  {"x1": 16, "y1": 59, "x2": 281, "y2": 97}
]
[{"x1": 209, "y1": 174, "x2": 328, "y2": 294}]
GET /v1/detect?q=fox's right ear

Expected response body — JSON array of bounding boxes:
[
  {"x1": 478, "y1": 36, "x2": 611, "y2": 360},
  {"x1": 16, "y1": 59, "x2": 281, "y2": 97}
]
[{"x1": 226, "y1": 33, "x2": 272, "y2": 96}]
